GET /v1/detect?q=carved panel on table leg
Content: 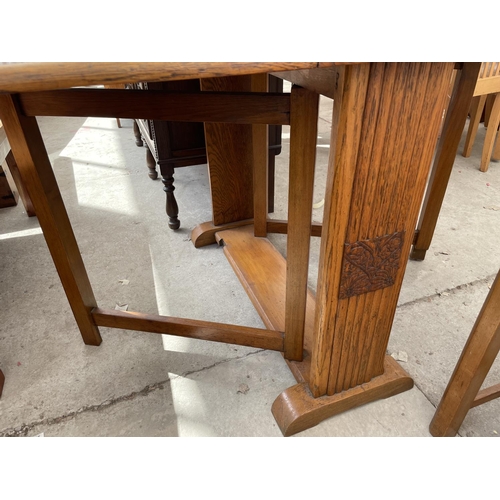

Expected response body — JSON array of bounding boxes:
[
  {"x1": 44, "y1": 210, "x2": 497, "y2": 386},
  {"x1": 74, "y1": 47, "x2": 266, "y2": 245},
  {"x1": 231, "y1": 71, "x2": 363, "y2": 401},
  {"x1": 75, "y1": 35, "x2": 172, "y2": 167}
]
[{"x1": 309, "y1": 63, "x2": 454, "y2": 399}]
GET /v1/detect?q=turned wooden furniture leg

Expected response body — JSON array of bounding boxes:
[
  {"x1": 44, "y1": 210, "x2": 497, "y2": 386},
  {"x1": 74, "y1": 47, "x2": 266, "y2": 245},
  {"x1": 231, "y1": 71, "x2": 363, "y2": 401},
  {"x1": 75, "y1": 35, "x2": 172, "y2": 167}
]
[
  {"x1": 0, "y1": 94, "x2": 101, "y2": 346},
  {"x1": 133, "y1": 120, "x2": 144, "y2": 147},
  {"x1": 145, "y1": 145, "x2": 158, "y2": 180},
  {"x1": 410, "y1": 62, "x2": 481, "y2": 261},
  {"x1": 273, "y1": 62, "x2": 455, "y2": 435},
  {"x1": 160, "y1": 162, "x2": 180, "y2": 230},
  {"x1": 0, "y1": 369, "x2": 4, "y2": 398},
  {"x1": 430, "y1": 270, "x2": 500, "y2": 437},
  {"x1": 480, "y1": 93, "x2": 500, "y2": 172}
]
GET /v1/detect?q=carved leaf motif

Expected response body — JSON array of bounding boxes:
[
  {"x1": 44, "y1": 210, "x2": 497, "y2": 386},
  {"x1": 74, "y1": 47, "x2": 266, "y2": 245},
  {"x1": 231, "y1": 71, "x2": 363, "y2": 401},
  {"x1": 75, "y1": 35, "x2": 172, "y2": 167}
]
[{"x1": 339, "y1": 231, "x2": 405, "y2": 299}]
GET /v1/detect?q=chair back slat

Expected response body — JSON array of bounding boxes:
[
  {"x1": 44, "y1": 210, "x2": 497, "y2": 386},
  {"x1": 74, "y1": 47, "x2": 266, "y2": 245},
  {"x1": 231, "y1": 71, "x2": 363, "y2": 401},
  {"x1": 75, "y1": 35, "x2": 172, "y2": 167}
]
[{"x1": 474, "y1": 62, "x2": 500, "y2": 95}]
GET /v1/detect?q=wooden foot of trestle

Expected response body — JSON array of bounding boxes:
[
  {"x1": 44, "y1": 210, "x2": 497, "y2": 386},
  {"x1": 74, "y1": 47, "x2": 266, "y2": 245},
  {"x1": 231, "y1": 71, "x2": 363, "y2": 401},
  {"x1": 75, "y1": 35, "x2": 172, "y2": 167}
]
[
  {"x1": 271, "y1": 356, "x2": 413, "y2": 436},
  {"x1": 190, "y1": 219, "x2": 253, "y2": 248}
]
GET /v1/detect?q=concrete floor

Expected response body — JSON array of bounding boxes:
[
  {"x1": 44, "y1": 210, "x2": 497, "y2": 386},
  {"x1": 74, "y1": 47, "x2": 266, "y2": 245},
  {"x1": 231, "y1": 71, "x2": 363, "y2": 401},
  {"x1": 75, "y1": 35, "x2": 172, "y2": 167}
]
[{"x1": 1, "y1": 91, "x2": 500, "y2": 438}]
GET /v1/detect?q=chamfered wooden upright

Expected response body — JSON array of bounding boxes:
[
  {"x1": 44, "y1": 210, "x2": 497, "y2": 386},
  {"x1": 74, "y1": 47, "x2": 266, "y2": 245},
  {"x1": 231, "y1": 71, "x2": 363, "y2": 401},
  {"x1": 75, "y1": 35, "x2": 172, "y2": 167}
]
[
  {"x1": 272, "y1": 62, "x2": 455, "y2": 435},
  {"x1": 430, "y1": 269, "x2": 500, "y2": 437}
]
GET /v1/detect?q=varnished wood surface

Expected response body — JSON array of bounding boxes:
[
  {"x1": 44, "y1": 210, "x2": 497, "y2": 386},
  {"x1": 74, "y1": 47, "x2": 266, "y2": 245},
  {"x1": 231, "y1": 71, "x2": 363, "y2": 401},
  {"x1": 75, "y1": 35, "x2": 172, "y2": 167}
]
[
  {"x1": 310, "y1": 63, "x2": 455, "y2": 398},
  {"x1": 5, "y1": 150, "x2": 35, "y2": 216},
  {"x1": 191, "y1": 219, "x2": 254, "y2": 248},
  {"x1": 202, "y1": 76, "x2": 255, "y2": 226},
  {"x1": 411, "y1": 63, "x2": 481, "y2": 261},
  {"x1": 271, "y1": 67, "x2": 337, "y2": 99},
  {"x1": 251, "y1": 74, "x2": 269, "y2": 237},
  {"x1": 0, "y1": 62, "x2": 338, "y2": 93},
  {"x1": 92, "y1": 308, "x2": 284, "y2": 351},
  {"x1": 216, "y1": 225, "x2": 316, "y2": 384},
  {"x1": 19, "y1": 89, "x2": 291, "y2": 125},
  {"x1": 430, "y1": 270, "x2": 500, "y2": 437},
  {"x1": 271, "y1": 355, "x2": 413, "y2": 436},
  {"x1": 0, "y1": 94, "x2": 102, "y2": 346},
  {"x1": 266, "y1": 219, "x2": 323, "y2": 237},
  {"x1": 309, "y1": 63, "x2": 371, "y2": 397},
  {"x1": 284, "y1": 85, "x2": 319, "y2": 361}
]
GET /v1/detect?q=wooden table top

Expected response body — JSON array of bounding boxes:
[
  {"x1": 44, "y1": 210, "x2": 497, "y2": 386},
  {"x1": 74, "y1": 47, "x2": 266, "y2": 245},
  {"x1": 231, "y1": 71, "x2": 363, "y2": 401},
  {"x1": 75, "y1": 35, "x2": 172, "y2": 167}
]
[{"x1": 0, "y1": 62, "x2": 339, "y2": 93}]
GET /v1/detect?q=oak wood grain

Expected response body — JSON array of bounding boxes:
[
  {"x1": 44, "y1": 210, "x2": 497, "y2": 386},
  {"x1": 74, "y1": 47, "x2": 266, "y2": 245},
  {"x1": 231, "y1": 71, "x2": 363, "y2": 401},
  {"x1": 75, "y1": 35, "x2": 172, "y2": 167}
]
[
  {"x1": 19, "y1": 89, "x2": 290, "y2": 125},
  {"x1": 191, "y1": 219, "x2": 254, "y2": 248},
  {"x1": 5, "y1": 150, "x2": 35, "y2": 216},
  {"x1": 284, "y1": 85, "x2": 319, "y2": 360},
  {"x1": 202, "y1": 76, "x2": 255, "y2": 226},
  {"x1": 266, "y1": 219, "x2": 323, "y2": 237},
  {"x1": 309, "y1": 63, "x2": 371, "y2": 398},
  {"x1": 272, "y1": 355, "x2": 413, "y2": 436},
  {"x1": 0, "y1": 94, "x2": 101, "y2": 345},
  {"x1": 309, "y1": 63, "x2": 454, "y2": 399},
  {"x1": 251, "y1": 74, "x2": 269, "y2": 237},
  {"x1": 0, "y1": 62, "x2": 337, "y2": 93},
  {"x1": 410, "y1": 62, "x2": 481, "y2": 261},
  {"x1": 216, "y1": 225, "x2": 316, "y2": 384},
  {"x1": 92, "y1": 308, "x2": 284, "y2": 351}
]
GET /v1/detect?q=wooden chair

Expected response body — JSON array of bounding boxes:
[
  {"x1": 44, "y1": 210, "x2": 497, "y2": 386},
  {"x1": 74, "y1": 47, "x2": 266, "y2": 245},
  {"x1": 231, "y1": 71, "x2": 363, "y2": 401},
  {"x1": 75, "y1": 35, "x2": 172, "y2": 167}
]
[
  {"x1": 429, "y1": 269, "x2": 500, "y2": 436},
  {"x1": 462, "y1": 62, "x2": 500, "y2": 172}
]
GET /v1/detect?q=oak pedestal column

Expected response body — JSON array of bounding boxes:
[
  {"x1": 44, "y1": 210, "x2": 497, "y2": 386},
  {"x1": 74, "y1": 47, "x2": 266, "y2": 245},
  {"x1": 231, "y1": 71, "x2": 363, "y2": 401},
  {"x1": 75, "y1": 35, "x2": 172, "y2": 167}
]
[{"x1": 273, "y1": 62, "x2": 455, "y2": 435}]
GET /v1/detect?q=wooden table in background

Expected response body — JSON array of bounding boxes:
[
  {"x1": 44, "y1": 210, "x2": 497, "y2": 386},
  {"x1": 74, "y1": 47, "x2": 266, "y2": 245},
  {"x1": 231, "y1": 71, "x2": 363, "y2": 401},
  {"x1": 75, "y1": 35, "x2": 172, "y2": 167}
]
[{"x1": 0, "y1": 62, "x2": 473, "y2": 435}]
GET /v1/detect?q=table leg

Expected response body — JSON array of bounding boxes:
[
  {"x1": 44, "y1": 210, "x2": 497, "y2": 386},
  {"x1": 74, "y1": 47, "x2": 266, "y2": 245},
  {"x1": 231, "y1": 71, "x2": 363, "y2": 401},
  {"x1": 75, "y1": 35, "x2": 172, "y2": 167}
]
[
  {"x1": 273, "y1": 62, "x2": 455, "y2": 435},
  {"x1": 284, "y1": 85, "x2": 319, "y2": 361},
  {"x1": 410, "y1": 62, "x2": 481, "y2": 261},
  {"x1": 0, "y1": 94, "x2": 102, "y2": 346},
  {"x1": 191, "y1": 74, "x2": 273, "y2": 247}
]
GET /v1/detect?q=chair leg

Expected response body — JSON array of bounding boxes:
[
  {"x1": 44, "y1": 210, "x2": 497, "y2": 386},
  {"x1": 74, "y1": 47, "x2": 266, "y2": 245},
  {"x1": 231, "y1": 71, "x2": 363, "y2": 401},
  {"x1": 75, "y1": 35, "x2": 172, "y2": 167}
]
[
  {"x1": 0, "y1": 369, "x2": 4, "y2": 398},
  {"x1": 429, "y1": 270, "x2": 500, "y2": 437},
  {"x1": 480, "y1": 93, "x2": 500, "y2": 172},
  {"x1": 493, "y1": 128, "x2": 500, "y2": 161},
  {"x1": 463, "y1": 95, "x2": 487, "y2": 158}
]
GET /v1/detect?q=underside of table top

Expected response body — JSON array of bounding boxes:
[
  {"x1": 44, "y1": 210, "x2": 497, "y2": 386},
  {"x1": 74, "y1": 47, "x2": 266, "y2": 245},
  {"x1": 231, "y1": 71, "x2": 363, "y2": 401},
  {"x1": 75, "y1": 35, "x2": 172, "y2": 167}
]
[{"x1": 0, "y1": 62, "x2": 341, "y2": 93}]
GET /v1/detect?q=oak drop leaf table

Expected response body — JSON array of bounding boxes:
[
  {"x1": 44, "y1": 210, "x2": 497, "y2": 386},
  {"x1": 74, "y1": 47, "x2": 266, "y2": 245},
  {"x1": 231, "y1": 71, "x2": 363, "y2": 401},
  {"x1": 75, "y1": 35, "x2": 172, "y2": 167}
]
[{"x1": 0, "y1": 62, "x2": 466, "y2": 435}]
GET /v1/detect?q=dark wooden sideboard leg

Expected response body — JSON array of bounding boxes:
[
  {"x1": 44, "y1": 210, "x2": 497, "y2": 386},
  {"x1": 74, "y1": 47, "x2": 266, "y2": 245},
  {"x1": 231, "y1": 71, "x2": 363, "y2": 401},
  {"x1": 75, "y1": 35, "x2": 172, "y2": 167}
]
[
  {"x1": 160, "y1": 162, "x2": 180, "y2": 230},
  {"x1": 0, "y1": 369, "x2": 4, "y2": 398},
  {"x1": 133, "y1": 120, "x2": 143, "y2": 147},
  {"x1": 145, "y1": 145, "x2": 158, "y2": 180}
]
